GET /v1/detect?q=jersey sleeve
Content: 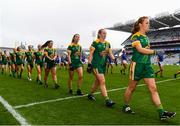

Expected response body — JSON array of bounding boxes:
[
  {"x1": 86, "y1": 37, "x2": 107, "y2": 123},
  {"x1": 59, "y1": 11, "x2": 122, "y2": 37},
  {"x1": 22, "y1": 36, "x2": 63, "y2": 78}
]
[
  {"x1": 108, "y1": 43, "x2": 111, "y2": 49},
  {"x1": 67, "y1": 45, "x2": 71, "y2": 51},
  {"x1": 53, "y1": 48, "x2": 57, "y2": 54},
  {"x1": 131, "y1": 35, "x2": 141, "y2": 47},
  {"x1": 90, "y1": 41, "x2": 96, "y2": 51}
]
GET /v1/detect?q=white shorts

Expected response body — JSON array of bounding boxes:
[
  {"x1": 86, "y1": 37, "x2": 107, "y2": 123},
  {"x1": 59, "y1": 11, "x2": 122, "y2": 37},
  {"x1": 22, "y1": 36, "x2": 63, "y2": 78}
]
[
  {"x1": 158, "y1": 62, "x2": 164, "y2": 67},
  {"x1": 122, "y1": 60, "x2": 127, "y2": 64}
]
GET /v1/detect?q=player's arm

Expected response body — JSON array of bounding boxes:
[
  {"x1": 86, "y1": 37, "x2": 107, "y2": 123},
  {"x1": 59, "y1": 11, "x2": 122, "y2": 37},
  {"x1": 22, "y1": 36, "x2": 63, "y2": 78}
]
[
  {"x1": 44, "y1": 50, "x2": 53, "y2": 60},
  {"x1": 88, "y1": 46, "x2": 95, "y2": 64},
  {"x1": 132, "y1": 41, "x2": 155, "y2": 55},
  {"x1": 109, "y1": 48, "x2": 115, "y2": 61},
  {"x1": 67, "y1": 49, "x2": 71, "y2": 64},
  {"x1": 52, "y1": 49, "x2": 57, "y2": 60}
]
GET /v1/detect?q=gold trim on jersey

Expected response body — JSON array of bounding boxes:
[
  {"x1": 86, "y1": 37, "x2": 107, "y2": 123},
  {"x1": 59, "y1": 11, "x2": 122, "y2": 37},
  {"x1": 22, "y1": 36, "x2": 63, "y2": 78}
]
[
  {"x1": 129, "y1": 62, "x2": 136, "y2": 80},
  {"x1": 132, "y1": 41, "x2": 141, "y2": 47}
]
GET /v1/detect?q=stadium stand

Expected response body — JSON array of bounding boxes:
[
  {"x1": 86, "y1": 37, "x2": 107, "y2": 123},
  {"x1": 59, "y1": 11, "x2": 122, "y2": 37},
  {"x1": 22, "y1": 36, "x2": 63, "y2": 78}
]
[{"x1": 107, "y1": 10, "x2": 180, "y2": 65}]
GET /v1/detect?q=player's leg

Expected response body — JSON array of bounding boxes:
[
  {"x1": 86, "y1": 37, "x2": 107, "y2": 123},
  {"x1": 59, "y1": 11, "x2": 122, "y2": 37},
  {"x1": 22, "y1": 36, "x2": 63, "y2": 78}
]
[
  {"x1": 122, "y1": 60, "x2": 128, "y2": 75},
  {"x1": 8, "y1": 63, "x2": 12, "y2": 76},
  {"x1": 122, "y1": 80, "x2": 138, "y2": 114},
  {"x1": 20, "y1": 64, "x2": 24, "y2": 78},
  {"x1": 36, "y1": 64, "x2": 43, "y2": 84},
  {"x1": 144, "y1": 78, "x2": 176, "y2": 120},
  {"x1": 96, "y1": 73, "x2": 115, "y2": 107},
  {"x1": 155, "y1": 62, "x2": 161, "y2": 77},
  {"x1": 122, "y1": 62, "x2": 139, "y2": 113},
  {"x1": 27, "y1": 64, "x2": 32, "y2": 81},
  {"x1": 30, "y1": 64, "x2": 33, "y2": 80},
  {"x1": 76, "y1": 67, "x2": 83, "y2": 95},
  {"x1": 44, "y1": 68, "x2": 50, "y2": 88},
  {"x1": 11, "y1": 64, "x2": 16, "y2": 77},
  {"x1": 1, "y1": 64, "x2": 4, "y2": 74},
  {"x1": 51, "y1": 66, "x2": 59, "y2": 89},
  {"x1": 16, "y1": 65, "x2": 19, "y2": 78},
  {"x1": 88, "y1": 78, "x2": 99, "y2": 100},
  {"x1": 68, "y1": 69, "x2": 74, "y2": 94}
]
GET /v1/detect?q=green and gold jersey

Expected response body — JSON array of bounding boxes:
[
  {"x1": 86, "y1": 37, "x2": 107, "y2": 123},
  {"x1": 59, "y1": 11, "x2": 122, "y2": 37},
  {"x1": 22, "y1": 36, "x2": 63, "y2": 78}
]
[
  {"x1": 91, "y1": 39, "x2": 111, "y2": 66},
  {"x1": 131, "y1": 32, "x2": 151, "y2": 64},
  {"x1": 15, "y1": 51, "x2": 25, "y2": 62},
  {"x1": 10, "y1": 52, "x2": 15, "y2": 62},
  {"x1": 44, "y1": 48, "x2": 56, "y2": 62},
  {"x1": 2, "y1": 54, "x2": 8, "y2": 63},
  {"x1": 25, "y1": 51, "x2": 33, "y2": 63},
  {"x1": 67, "y1": 43, "x2": 82, "y2": 62},
  {"x1": 34, "y1": 51, "x2": 43, "y2": 63}
]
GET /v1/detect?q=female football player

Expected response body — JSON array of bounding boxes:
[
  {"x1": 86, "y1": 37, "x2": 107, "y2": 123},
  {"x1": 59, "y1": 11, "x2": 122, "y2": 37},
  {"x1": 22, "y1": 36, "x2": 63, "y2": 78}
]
[
  {"x1": 87, "y1": 29, "x2": 115, "y2": 107},
  {"x1": 67, "y1": 34, "x2": 84, "y2": 95},
  {"x1": 34, "y1": 44, "x2": 44, "y2": 85},
  {"x1": 25, "y1": 45, "x2": 34, "y2": 81},
  {"x1": 15, "y1": 46, "x2": 25, "y2": 79},
  {"x1": 1, "y1": 50, "x2": 8, "y2": 75},
  {"x1": 122, "y1": 16, "x2": 176, "y2": 120},
  {"x1": 41, "y1": 40, "x2": 60, "y2": 89},
  {"x1": 9, "y1": 48, "x2": 16, "y2": 77}
]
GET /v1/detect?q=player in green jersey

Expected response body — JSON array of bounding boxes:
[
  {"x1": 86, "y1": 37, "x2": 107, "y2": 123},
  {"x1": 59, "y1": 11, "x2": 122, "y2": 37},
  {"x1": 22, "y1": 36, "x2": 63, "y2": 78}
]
[
  {"x1": 25, "y1": 45, "x2": 34, "y2": 81},
  {"x1": 1, "y1": 50, "x2": 8, "y2": 75},
  {"x1": 34, "y1": 44, "x2": 44, "y2": 85},
  {"x1": 0, "y1": 51, "x2": 2, "y2": 73},
  {"x1": 67, "y1": 34, "x2": 84, "y2": 95},
  {"x1": 122, "y1": 16, "x2": 176, "y2": 120},
  {"x1": 15, "y1": 46, "x2": 25, "y2": 79},
  {"x1": 9, "y1": 48, "x2": 16, "y2": 77},
  {"x1": 41, "y1": 40, "x2": 60, "y2": 89},
  {"x1": 87, "y1": 29, "x2": 116, "y2": 107}
]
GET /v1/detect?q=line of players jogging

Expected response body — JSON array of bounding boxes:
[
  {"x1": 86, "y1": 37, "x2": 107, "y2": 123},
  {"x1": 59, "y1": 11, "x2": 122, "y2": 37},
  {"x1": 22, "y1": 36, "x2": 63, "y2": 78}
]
[{"x1": 0, "y1": 16, "x2": 179, "y2": 120}]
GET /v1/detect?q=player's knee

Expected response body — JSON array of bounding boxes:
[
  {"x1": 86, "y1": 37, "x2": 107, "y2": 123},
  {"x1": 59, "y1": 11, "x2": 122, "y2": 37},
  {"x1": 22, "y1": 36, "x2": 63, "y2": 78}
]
[
  {"x1": 98, "y1": 77, "x2": 105, "y2": 85},
  {"x1": 128, "y1": 85, "x2": 136, "y2": 92},
  {"x1": 149, "y1": 86, "x2": 157, "y2": 93},
  {"x1": 38, "y1": 71, "x2": 41, "y2": 74},
  {"x1": 78, "y1": 74, "x2": 83, "y2": 80}
]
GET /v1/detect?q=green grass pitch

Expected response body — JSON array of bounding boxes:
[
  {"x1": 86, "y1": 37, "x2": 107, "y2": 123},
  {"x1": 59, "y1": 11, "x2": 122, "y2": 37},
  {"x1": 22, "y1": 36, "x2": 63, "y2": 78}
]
[{"x1": 0, "y1": 64, "x2": 180, "y2": 125}]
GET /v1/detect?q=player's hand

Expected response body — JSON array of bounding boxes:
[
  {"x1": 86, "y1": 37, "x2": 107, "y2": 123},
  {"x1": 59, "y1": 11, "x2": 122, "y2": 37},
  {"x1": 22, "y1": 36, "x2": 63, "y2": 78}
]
[
  {"x1": 69, "y1": 63, "x2": 74, "y2": 71},
  {"x1": 154, "y1": 50, "x2": 160, "y2": 55},
  {"x1": 87, "y1": 63, "x2": 93, "y2": 73}
]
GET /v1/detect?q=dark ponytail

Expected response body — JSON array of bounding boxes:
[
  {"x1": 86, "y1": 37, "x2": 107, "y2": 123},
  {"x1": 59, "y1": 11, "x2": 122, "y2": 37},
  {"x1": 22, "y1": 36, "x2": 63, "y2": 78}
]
[
  {"x1": 131, "y1": 16, "x2": 148, "y2": 34},
  {"x1": 41, "y1": 40, "x2": 53, "y2": 49}
]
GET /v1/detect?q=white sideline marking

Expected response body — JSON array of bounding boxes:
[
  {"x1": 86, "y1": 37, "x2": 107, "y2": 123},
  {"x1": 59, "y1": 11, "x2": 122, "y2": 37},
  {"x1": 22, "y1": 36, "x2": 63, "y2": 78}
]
[
  {"x1": 14, "y1": 77, "x2": 180, "y2": 109},
  {"x1": 0, "y1": 96, "x2": 30, "y2": 125}
]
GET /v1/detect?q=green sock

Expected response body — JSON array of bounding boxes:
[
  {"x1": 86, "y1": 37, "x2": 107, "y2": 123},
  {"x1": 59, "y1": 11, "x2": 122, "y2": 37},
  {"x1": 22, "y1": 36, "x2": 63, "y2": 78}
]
[
  {"x1": 157, "y1": 104, "x2": 164, "y2": 115},
  {"x1": 105, "y1": 96, "x2": 109, "y2": 101},
  {"x1": 123, "y1": 104, "x2": 129, "y2": 108}
]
